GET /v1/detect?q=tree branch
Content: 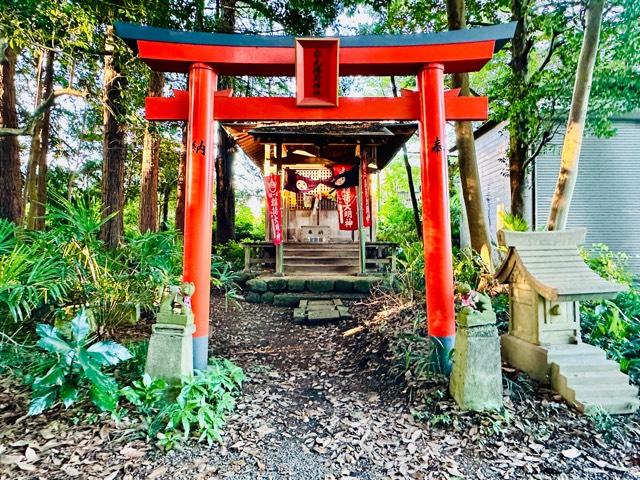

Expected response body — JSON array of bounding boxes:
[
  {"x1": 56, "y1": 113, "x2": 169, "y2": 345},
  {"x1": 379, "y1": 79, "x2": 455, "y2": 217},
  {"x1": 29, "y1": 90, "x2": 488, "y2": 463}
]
[
  {"x1": 0, "y1": 88, "x2": 88, "y2": 137},
  {"x1": 523, "y1": 123, "x2": 561, "y2": 171},
  {"x1": 534, "y1": 30, "x2": 563, "y2": 77}
]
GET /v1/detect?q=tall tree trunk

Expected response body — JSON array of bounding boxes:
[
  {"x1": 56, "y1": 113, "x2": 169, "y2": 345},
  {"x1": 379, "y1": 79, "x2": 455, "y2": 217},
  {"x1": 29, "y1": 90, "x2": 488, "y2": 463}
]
[
  {"x1": 508, "y1": 0, "x2": 531, "y2": 219},
  {"x1": 214, "y1": 0, "x2": 237, "y2": 244},
  {"x1": 390, "y1": 76, "x2": 422, "y2": 239},
  {"x1": 0, "y1": 45, "x2": 22, "y2": 224},
  {"x1": 547, "y1": 0, "x2": 604, "y2": 231},
  {"x1": 100, "y1": 26, "x2": 127, "y2": 248},
  {"x1": 215, "y1": 126, "x2": 235, "y2": 243},
  {"x1": 23, "y1": 52, "x2": 44, "y2": 220},
  {"x1": 24, "y1": 50, "x2": 54, "y2": 230},
  {"x1": 446, "y1": 0, "x2": 494, "y2": 268},
  {"x1": 139, "y1": 71, "x2": 165, "y2": 233},
  {"x1": 175, "y1": 124, "x2": 187, "y2": 234},
  {"x1": 160, "y1": 183, "x2": 170, "y2": 230}
]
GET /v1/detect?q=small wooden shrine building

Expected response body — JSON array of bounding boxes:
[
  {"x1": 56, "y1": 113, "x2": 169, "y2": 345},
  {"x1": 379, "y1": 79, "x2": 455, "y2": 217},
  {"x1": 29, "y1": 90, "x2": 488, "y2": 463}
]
[{"x1": 224, "y1": 121, "x2": 416, "y2": 276}]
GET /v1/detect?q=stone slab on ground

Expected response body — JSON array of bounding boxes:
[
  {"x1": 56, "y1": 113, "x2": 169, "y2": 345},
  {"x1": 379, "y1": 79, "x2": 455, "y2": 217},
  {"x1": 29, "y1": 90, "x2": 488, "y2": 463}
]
[
  {"x1": 273, "y1": 292, "x2": 365, "y2": 307},
  {"x1": 293, "y1": 299, "x2": 352, "y2": 324}
]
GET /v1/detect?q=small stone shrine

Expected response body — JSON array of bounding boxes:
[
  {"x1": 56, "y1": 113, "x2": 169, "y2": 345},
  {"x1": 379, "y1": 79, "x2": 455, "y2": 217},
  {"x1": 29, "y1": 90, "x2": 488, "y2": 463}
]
[
  {"x1": 496, "y1": 228, "x2": 638, "y2": 414},
  {"x1": 450, "y1": 290, "x2": 503, "y2": 411},
  {"x1": 145, "y1": 283, "x2": 196, "y2": 383}
]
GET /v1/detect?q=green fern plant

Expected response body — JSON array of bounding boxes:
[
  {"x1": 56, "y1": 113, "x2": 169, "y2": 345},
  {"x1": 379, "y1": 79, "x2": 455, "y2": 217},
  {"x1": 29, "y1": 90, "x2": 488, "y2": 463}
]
[{"x1": 0, "y1": 244, "x2": 71, "y2": 322}]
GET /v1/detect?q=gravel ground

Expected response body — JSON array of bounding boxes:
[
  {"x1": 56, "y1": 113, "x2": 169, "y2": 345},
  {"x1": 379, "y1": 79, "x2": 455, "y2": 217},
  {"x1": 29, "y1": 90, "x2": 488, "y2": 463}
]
[{"x1": 1, "y1": 295, "x2": 639, "y2": 479}]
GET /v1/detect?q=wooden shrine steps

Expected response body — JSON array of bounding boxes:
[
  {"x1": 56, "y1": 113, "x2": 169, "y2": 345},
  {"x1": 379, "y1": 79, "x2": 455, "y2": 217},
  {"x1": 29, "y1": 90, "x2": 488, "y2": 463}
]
[{"x1": 283, "y1": 242, "x2": 360, "y2": 275}]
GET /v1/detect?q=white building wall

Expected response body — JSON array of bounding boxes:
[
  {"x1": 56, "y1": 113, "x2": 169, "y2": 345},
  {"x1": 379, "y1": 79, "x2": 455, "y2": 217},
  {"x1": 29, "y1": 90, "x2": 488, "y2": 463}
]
[{"x1": 473, "y1": 116, "x2": 640, "y2": 275}]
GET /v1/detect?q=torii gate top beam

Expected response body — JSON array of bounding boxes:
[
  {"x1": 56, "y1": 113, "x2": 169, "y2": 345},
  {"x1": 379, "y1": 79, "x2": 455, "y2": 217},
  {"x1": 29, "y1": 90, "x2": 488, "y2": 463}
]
[{"x1": 115, "y1": 21, "x2": 516, "y2": 76}]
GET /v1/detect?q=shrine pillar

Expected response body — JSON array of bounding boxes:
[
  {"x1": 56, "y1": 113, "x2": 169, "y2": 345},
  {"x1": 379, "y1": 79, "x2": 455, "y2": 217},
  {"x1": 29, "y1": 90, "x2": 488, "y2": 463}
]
[
  {"x1": 417, "y1": 63, "x2": 455, "y2": 374},
  {"x1": 183, "y1": 63, "x2": 216, "y2": 371}
]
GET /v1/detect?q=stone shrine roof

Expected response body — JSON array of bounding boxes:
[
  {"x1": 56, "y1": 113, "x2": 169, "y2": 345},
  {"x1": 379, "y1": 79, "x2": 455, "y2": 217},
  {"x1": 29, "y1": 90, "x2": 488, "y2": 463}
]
[{"x1": 495, "y1": 229, "x2": 626, "y2": 302}]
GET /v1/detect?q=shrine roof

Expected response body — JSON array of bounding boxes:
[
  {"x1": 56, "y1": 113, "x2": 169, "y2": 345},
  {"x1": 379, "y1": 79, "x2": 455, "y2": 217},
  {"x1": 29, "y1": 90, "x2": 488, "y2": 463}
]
[
  {"x1": 495, "y1": 229, "x2": 626, "y2": 302},
  {"x1": 222, "y1": 122, "x2": 417, "y2": 171}
]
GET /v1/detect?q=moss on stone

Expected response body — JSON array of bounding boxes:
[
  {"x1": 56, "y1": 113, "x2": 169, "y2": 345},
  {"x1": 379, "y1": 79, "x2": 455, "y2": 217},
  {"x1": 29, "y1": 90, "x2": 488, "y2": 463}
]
[
  {"x1": 261, "y1": 291, "x2": 275, "y2": 304},
  {"x1": 307, "y1": 279, "x2": 334, "y2": 293},
  {"x1": 273, "y1": 293, "x2": 302, "y2": 307},
  {"x1": 288, "y1": 278, "x2": 307, "y2": 292},
  {"x1": 267, "y1": 278, "x2": 288, "y2": 292},
  {"x1": 353, "y1": 278, "x2": 375, "y2": 293},
  {"x1": 245, "y1": 291, "x2": 262, "y2": 303},
  {"x1": 334, "y1": 279, "x2": 353, "y2": 292},
  {"x1": 246, "y1": 278, "x2": 268, "y2": 293}
]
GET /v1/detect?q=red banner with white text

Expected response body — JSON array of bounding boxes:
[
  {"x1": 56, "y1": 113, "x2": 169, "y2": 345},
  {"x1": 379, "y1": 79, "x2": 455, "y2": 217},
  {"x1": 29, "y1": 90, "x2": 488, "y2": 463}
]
[
  {"x1": 264, "y1": 174, "x2": 283, "y2": 245},
  {"x1": 333, "y1": 165, "x2": 358, "y2": 231},
  {"x1": 360, "y1": 157, "x2": 371, "y2": 228}
]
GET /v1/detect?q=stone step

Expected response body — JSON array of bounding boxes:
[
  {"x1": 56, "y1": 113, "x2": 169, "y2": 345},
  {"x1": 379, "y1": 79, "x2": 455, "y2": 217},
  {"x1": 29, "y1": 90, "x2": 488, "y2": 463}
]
[
  {"x1": 274, "y1": 291, "x2": 367, "y2": 307},
  {"x1": 546, "y1": 344, "x2": 607, "y2": 362},
  {"x1": 551, "y1": 359, "x2": 621, "y2": 375},
  {"x1": 577, "y1": 396, "x2": 640, "y2": 415},
  {"x1": 559, "y1": 370, "x2": 631, "y2": 387},
  {"x1": 570, "y1": 383, "x2": 637, "y2": 399}
]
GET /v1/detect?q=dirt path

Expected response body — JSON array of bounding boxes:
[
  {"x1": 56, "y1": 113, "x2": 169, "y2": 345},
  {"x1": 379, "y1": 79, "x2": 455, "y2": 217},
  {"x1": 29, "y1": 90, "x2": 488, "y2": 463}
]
[
  {"x1": 153, "y1": 297, "x2": 640, "y2": 480},
  {"x1": 1, "y1": 296, "x2": 639, "y2": 479}
]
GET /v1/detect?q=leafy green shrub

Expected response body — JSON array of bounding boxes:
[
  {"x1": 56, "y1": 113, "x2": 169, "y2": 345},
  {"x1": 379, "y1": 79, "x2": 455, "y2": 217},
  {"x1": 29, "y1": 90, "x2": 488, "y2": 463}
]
[
  {"x1": 215, "y1": 240, "x2": 244, "y2": 270},
  {"x1": 211, "y1": 255, "x2": 244, "y2": 309},
  {"x1": 0, "y1": 242, "x2": 72, "y2": 324},
  {"x1": 0, "y1": 218, "x2": 16, "y2": 255},
  {"x1": 29, "y1": 310, "x2": 132, "y2": 415},
  {"x1": 235, "y1": 204, "x2": 264, "y2": 241},
  {"x1": 580, "y1": 244, "x2": 640, "y2": 384},
  {"x1": 581, "y1": 243, "x2": 634, "y2": 286},
  {"x1": 378, "y1": 196, "x2": 420, "y2": 245},
  {"x1": 452, "y1": 247, "x2": 490, "y2": 290},
  {"x1": 499, "y1": 212, "x2": 529, "y2": 232},
  {"x1": 392, "y1": 241, "x2": 425, "y2": 300},
  {"x1": 121, "y1": 358, "x2": 245, "y2": 450},
  {"x1": 1, "y1": 196, "x2": 183, "y2": 332}
]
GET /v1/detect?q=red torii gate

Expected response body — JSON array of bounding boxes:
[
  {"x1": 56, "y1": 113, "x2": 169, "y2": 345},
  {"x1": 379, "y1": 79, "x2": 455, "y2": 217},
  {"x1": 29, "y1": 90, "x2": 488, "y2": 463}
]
[{"x1": 116, "y1": 21, "x2": 515, "y2": 372}]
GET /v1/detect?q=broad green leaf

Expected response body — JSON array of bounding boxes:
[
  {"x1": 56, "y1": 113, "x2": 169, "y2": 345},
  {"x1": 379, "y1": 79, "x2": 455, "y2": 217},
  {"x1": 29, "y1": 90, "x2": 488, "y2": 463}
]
[
  {"x1": 60, "y1": 381, "x2": 80, "y2": 409},
  {"x1": 33, "y1": 364, "x2": 66, "y2": 388},
  {"x1": 76, "y1": 349, "x2": 118, "y2": 392},
  {"x1": 71, "y1": 310, "x2": 91, "y2": 343},
  {"x1": 36, "y1": 324, "x2": 72, "y2": 355},
  {"x1": 90, "y1": 385, "x2": 117, "y2": 412},
  {"x1": 87, "y1": 341, "x2": 132, "y2": 366},
  {"x1": 28, "y1": 389, "x2": 57, "y2": 416}
]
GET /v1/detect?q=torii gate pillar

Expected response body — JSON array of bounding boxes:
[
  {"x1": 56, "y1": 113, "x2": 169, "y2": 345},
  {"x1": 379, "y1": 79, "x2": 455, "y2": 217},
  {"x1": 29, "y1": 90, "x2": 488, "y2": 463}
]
[
  {"x1": 418, "y1": 63, "x2": 456, "y2": 373},
  {"x1": 183, "y1": 63, "x2": 216, "y2": 371}
]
